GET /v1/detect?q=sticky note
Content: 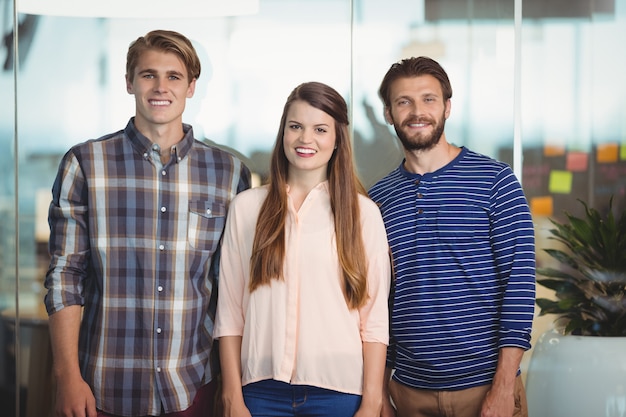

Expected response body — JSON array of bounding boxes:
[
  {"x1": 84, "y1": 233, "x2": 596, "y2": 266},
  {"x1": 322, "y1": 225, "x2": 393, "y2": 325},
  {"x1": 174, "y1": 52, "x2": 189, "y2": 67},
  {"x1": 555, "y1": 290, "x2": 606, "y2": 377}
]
[
  {"x1": 621, "y1": 143, "x2": 626, "y2": 161},
  {"x1": 596, "y1": 143, "x2": 619, "y2": 163},
  {"x1": 565, "y1": 151, "x2": 588, "y2": 172},
  {"x1": 530, "y1": 196, "x2": 553, "y2": 217},
  {"x1": 549, "y1": 170, "x2": 573, "y2": 194},
  {"x1": 544, "y1": 145, "x2": 565, "y2": 157}
]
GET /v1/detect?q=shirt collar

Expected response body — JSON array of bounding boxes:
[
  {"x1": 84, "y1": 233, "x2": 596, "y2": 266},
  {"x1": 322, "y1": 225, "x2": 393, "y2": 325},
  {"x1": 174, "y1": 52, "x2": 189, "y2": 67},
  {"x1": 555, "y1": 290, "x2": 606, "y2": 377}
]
[
  {"x1": 398, "y1": 146, "x2": 467, "y2": 179},
  {"x1": 124, "y1": 117, "x2": 195, "y2": 164},
  {"x1": 285, "y1": 180, "x2": 329, "y2": 194}
]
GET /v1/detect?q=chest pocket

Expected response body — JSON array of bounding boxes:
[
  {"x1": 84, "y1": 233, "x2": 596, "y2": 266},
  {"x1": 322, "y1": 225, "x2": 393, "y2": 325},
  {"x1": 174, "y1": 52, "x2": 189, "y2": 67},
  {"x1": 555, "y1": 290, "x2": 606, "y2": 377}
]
[
  {"x1": 435, "y1": 205, "x2": 490, "y2": 242},
  {"x1": 188, "y1": 201, "x2": 226, "y2": 252}
]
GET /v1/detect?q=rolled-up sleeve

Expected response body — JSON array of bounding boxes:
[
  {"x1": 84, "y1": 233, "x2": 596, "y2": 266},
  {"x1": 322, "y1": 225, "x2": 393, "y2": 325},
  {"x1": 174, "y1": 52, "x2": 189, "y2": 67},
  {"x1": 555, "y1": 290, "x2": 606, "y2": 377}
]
[
  {"x1": 358, "y1": 196, "x2": 392, "y2": 345},
  {"x1": 214, "y1": 191, "x2": 256, "y2": 338},
  {"x1": 44, "y1": 150, "x2": 90, "y2": 315}
]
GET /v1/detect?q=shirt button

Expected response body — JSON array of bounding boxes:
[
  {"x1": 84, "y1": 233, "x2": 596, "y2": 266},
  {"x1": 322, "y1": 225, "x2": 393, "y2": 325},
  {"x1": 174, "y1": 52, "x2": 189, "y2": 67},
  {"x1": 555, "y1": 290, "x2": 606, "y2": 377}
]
[
  {"x1": 206, "y1": 209, "x2": 212, "y2": 215},
  {"x1": 418, "y1": 209, "x2": 424, "y2": 214},
  {"x1": 157, "y1": 285, "x2": 163, "y2": 292},
  {"x1": 156, "y1": 327, "x2": 162, "y2": 334},
  {"x1": 161, "y1": 170, "x2": 166, "y2": 176},
  {"x1": 414, "y1": 179, "x2": 420, "y2": 185},
  {"x1": 417, "y1": 193, "x2": 423, "y2": 198},
  {"x1": 159, "y1": 244, "x2": 165, "y2": 251},
  {"x1": 156, "y1": 367, "x2": 161, "y2": 373},
  {"x1": 160, "y1": 206, "x2": 166, "y2": 213}
]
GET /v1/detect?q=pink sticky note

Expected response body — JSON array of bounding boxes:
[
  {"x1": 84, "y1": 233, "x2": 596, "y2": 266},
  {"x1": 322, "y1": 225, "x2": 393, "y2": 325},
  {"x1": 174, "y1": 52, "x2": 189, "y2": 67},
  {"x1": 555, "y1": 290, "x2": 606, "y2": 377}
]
[{"x1": 566, "y1": 152, "x2": 588, "y2": 172}]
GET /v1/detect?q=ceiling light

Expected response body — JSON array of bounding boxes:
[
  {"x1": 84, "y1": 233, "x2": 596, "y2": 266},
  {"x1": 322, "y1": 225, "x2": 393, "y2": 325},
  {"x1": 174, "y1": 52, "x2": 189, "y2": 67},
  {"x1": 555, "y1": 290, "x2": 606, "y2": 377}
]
[{"x1": 17, "y1": 0, "x2": 259, "y2": 18}]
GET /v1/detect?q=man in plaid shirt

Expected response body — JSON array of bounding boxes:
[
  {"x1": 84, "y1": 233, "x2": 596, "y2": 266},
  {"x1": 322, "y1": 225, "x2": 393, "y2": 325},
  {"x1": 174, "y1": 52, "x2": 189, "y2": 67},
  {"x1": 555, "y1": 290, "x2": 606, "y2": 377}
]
[{"x1": 44, "y1": 30, "x2": 250, "y2": 417}]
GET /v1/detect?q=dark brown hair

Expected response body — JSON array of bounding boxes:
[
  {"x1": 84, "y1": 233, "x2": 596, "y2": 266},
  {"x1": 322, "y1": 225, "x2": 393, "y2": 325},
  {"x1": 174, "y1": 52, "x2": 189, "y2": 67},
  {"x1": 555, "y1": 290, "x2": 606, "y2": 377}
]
[{"x1": 378, "y1": 56, "x2": 452, "y2": 109}]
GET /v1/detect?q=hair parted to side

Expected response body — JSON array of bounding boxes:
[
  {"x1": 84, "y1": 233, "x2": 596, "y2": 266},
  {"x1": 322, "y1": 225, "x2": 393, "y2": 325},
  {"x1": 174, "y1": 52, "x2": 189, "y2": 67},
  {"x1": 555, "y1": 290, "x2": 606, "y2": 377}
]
[
  {"x1": 126, "y1": 29, "x2": 201, "y2": 84},
  {"x1": 249, "y1": 81, "x2": 370, "y2": 310},
  {"x1": 378, "y1": 56, "x2": 452, "y2": 110}
]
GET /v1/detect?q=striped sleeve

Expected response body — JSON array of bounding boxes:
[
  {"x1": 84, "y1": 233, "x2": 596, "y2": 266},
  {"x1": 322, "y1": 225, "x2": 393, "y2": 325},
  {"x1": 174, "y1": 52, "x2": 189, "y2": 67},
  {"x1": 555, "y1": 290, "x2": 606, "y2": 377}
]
[{"x1": 490, "y1": 167, "x2": 535, "y2": 349}]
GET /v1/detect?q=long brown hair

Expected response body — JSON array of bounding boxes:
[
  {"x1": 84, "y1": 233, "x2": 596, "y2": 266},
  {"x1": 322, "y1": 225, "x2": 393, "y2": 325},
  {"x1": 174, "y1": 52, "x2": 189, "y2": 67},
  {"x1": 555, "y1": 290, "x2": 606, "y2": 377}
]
[{"x1": 249, "y1": 82, "x2": 369, "y2": 310}]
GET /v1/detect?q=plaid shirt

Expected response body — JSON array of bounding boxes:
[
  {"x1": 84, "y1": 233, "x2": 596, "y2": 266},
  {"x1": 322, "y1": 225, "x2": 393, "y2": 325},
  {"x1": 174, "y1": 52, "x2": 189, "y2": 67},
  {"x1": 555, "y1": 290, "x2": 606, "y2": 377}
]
[{"x1": 44, "y1": 118, "x2": 250, "y2": 416}]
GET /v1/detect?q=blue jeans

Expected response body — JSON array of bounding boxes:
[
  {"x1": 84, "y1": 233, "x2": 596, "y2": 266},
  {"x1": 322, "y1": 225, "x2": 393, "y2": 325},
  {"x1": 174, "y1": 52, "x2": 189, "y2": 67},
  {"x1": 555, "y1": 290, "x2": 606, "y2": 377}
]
[{"x1": 242, "y1": 379, "x2": 362, "y2": 417}]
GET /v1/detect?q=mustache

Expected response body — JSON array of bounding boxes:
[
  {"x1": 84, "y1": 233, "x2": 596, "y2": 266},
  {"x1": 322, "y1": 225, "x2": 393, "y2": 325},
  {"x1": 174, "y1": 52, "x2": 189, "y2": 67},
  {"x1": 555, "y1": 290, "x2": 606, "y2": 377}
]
[{"x1": 402, "y1": 116, "x2": 432, "y2": 127}]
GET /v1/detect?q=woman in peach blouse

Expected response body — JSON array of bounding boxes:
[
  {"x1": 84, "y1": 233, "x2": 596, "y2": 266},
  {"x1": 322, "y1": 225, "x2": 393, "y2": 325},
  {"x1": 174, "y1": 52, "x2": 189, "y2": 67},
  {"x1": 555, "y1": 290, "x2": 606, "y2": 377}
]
[{"x1": 215, "y1": 81, "x2": 391, "y2": 417}]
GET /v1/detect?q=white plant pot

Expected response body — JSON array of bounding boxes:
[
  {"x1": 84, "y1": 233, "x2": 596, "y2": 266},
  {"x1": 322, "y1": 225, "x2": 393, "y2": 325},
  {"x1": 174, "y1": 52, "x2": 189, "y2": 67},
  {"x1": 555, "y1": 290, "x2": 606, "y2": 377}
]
[{"x1": 526, "y1": 329, "x2": 626, "y2": 417}]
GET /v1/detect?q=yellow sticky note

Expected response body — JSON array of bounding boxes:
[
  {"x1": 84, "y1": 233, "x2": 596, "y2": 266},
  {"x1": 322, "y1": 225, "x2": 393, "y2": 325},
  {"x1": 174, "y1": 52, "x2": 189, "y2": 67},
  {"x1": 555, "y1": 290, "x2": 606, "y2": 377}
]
[
  {"x1": 530, "y1": 196, "x2": 553, "y2": 217},
  {"x1": 566, "y1": 152, "x2": 588, "y2": 172},
  {"x1": 621, "y1": 143, "x2": 626, "y2": 161},
  {"x1": 549, "y1": 170, "x2": 573, "y2": 194},
  {"x1": 597, "y1": 143, "x2": 619, "y2": 163}
]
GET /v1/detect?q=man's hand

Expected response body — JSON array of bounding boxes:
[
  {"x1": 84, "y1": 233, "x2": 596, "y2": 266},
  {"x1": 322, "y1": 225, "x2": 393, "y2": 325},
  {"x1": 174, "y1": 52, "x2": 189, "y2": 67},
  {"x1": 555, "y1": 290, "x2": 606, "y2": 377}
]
[
  {"x1": 481, "y1": 347, "x2": 524, "y2": 417},
  {"x1": 54, "y1": 374, "x2": 97, "y2": 417},
  {"x1": 49, "y1": 306, "x2": 96, "y2": 417},
  {"x1": 481, "y1": 383, "x2": 515, "y2": 417},
  {"x1": 380, "y1": 394, "x2": 397, "y2": 417}
]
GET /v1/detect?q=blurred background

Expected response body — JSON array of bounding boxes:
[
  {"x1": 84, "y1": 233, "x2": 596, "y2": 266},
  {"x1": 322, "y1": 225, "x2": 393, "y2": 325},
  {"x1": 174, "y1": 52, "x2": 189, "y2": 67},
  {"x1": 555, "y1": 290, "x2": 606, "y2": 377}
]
[{"x1": 1, "y1": 0, "x2": 625, "y2": 415}]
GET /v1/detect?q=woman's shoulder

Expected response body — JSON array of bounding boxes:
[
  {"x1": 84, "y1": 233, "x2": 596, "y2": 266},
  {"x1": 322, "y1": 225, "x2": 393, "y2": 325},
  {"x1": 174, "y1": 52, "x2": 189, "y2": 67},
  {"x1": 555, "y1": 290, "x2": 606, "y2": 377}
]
[
  {"x1": 357, "y1": 194, "x2": 387, "y2": 230},
  {"x1": 227, "y1": 186, "x2": 269, "y2": 229},
  {"x1": 231, "y1": 185, "x2": 269, "y2": 206},
  {"x1": 357, "y1": 193, "x2": 382, "y2": 214},
  {"x1": 356, "y1": 194, "x2": 389, "y2": 251},
  {"x1": 228, "y1": 186, "x2": 269, "y2": 219}
]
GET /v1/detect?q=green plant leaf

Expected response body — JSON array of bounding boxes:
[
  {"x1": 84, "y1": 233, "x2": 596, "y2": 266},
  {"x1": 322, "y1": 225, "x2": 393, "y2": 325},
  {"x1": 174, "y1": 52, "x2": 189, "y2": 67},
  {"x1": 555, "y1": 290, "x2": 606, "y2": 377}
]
[{"x1": 536, "y1": 197, "x2": 626, "y2": 336}]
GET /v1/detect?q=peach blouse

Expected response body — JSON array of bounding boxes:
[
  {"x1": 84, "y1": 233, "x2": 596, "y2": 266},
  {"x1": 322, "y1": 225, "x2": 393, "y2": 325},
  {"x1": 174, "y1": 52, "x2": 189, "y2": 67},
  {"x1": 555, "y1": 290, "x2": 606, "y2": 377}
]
[{"x1": 214, "y1": 182, "x2": 391, "y2": 395}]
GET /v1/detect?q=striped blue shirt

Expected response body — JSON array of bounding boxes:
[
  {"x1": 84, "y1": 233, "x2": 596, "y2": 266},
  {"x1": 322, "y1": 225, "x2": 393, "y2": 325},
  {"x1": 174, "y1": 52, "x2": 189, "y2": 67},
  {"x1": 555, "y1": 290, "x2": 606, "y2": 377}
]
[{"x1": 369, "y1": 147, "x2": 535, "y2": 390}]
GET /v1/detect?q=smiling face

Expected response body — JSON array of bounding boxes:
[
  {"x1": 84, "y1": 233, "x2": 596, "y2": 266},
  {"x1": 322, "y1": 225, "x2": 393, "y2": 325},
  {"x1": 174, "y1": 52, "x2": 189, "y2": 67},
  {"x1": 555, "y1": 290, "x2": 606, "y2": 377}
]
[
  {"x1": 126, "y1": 49, "x2": 196, "y2": 133},
  {"x1": 385, "y1": 74, "x2": 451, "y2": 152},
  {"x1": 282, "y1": 100, "x2": 337, "y2": 181}
]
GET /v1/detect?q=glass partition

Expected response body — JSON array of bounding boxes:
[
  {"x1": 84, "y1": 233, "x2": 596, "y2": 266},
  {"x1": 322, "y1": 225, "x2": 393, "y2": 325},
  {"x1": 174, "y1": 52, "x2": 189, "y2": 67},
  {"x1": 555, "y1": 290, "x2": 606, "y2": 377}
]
[
  {"x1": 521, "y1": 0, "x2": 625, "y2": 222},
  {"x1": 522, "y1": 0, "x2": 626, "y2": 384},
  {"x1": 2, "y1": 0, "x2": 625, "y2": 415},
  {"x1": 351, "y1": 0, "x2": 517, "y2": 188},
  {"x1": 0, "y1": 0, "x2": 18, "y2": 415}
]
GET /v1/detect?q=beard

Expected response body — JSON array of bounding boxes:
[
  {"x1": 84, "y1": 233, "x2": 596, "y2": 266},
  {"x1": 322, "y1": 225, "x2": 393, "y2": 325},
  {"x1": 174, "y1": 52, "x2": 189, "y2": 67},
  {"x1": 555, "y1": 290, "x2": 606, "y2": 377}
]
[{"x1": 392, "y1": 110, "x2": 446, "y2": 152}]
